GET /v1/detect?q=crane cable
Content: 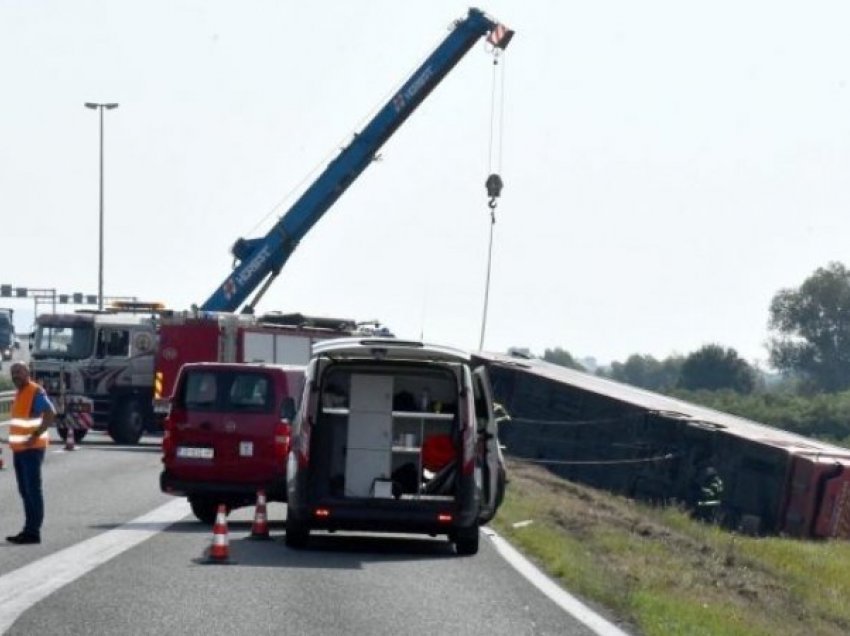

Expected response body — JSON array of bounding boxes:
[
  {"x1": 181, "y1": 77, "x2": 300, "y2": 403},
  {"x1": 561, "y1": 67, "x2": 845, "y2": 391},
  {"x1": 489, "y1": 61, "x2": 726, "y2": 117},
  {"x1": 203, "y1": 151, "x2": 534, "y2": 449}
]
[{"x1": 479, "y1": 48, "x2": 507, "y2": 350}]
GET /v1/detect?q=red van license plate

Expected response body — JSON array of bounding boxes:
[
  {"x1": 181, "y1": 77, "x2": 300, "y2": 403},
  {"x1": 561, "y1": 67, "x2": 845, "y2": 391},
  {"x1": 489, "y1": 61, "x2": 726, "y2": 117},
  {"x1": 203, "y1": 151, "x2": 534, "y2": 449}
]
[{"x1": 176, "y1": 446, "x2": 214, "y2": 459}]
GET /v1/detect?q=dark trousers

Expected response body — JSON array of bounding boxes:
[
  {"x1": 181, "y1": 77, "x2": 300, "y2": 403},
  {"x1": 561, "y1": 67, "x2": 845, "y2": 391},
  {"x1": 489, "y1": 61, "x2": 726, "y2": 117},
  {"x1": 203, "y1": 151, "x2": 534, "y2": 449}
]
[{"x1": 13, "y1": 448, "x2": 45, "y2": 537}]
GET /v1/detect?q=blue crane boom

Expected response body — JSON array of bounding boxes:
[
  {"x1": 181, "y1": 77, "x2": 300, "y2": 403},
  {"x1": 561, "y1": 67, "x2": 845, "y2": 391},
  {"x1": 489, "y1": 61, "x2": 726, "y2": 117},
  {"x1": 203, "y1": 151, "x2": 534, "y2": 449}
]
[{"x1": 200, "y1": 7, "x2": 513, "y2": 313}]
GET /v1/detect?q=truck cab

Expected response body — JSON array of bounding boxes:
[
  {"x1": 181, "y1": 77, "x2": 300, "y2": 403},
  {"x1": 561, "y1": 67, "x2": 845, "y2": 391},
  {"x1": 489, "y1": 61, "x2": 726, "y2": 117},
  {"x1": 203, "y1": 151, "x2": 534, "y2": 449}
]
[
  {"x1": 0, "y1": 309, "x2": 15, "y2": 362},
  {"x1": 285, "y1": 337, "x2": 506, "y2": 555},
  {"x1": 31, "y1": 307, "x2": 161, "y2": 444}
]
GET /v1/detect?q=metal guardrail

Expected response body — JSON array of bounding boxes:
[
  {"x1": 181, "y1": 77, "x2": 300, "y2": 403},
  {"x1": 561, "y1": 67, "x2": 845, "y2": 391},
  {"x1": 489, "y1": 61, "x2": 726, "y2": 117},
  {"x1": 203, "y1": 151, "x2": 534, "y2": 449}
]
[{"x1": 0, "y1": 389, "x2": 14, "y2": 422}]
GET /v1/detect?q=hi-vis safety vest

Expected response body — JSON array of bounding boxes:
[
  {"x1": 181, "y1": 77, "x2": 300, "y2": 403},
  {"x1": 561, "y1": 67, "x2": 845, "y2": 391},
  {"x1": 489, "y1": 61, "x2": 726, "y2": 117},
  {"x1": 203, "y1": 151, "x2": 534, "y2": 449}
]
[{"x1": 9, "y1": 381, "x2": 50, "y2": 452}]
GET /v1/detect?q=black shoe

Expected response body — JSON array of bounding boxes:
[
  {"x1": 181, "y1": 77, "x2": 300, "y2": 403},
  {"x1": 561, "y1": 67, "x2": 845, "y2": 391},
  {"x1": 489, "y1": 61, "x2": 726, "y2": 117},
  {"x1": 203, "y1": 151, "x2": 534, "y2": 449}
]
[{"x1": 6, "y1": 533, "x2": 40, "y2": 544}]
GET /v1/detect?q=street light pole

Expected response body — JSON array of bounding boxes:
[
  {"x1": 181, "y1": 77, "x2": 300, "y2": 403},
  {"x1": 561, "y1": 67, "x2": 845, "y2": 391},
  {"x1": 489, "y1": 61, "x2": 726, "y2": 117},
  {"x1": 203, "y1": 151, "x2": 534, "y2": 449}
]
[{"x1": 84, "y1": 102, "x2": 119, "y2": 310}]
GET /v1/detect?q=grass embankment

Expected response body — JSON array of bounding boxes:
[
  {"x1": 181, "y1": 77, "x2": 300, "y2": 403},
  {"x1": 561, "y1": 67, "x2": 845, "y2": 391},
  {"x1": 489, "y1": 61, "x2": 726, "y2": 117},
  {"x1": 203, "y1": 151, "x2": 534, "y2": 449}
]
[{"x1": 492, "y1": 459, "x2": 850, "y2": 636}]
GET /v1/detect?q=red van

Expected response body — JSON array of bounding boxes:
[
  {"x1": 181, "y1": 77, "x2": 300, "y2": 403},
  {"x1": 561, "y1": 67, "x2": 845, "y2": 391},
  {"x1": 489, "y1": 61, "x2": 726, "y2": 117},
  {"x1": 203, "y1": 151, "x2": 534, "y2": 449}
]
[{"x1": 160, "y1": 362, "x2": 304, "y2": 523}]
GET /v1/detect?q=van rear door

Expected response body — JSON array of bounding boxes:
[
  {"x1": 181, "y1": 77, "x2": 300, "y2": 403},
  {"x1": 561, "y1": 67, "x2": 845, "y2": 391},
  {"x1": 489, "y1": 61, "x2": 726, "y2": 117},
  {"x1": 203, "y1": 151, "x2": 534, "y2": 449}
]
[
  {"x1": 172, "y1": 369, "x2": 280, "y2": 484},
  {"x1": 472, "y1": 365, "x2": 502, "y2": 524}
]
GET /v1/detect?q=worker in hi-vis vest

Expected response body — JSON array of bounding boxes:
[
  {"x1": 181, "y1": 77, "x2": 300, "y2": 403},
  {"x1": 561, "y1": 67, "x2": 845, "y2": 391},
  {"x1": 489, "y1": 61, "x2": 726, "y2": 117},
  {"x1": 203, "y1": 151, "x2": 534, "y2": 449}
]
[{"x1": 6, "y1": 361, "x2": 55, "y2": 545}]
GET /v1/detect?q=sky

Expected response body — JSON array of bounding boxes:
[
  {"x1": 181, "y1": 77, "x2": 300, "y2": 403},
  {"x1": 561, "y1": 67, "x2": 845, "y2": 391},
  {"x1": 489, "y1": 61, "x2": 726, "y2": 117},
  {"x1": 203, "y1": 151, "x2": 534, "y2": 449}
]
[{"x1": 1, "y1": 0, "x2": 849, "y2": 366}]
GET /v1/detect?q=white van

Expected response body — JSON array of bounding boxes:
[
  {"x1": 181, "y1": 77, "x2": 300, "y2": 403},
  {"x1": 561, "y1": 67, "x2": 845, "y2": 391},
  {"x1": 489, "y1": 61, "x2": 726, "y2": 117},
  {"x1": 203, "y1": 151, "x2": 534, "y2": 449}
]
[{"x1": 285, "y1": 338, "x2": 506, "y2": 555}]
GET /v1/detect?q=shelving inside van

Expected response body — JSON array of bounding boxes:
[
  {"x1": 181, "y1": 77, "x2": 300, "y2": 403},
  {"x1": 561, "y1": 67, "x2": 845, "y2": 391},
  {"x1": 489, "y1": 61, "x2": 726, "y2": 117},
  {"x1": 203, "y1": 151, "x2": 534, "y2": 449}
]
[{"x1": 312, "y1": 366, "x2": 460, "y2": 501}]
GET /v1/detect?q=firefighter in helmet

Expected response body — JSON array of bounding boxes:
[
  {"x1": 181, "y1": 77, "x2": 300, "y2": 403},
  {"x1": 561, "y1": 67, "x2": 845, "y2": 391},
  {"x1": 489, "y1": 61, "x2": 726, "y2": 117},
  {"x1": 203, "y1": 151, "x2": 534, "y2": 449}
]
[{"x1": 691, "y1": 464, "x2": 724, "y2": 523}]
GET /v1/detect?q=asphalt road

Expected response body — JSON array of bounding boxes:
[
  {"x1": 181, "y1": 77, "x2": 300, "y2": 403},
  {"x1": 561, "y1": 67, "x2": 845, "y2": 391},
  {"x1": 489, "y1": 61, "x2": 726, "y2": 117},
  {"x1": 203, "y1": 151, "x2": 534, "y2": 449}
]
[{"x1": 0, "y1": 431, "x2": 622, "y2": 636}]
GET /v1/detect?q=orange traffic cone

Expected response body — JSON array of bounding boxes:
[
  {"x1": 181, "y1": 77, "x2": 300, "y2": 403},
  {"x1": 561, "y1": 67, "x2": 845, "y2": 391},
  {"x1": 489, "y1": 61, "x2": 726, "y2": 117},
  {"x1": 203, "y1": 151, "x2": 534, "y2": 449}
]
[
  {"x1": 250, "y1": 490, "x2": 271, "y2": 540},
  {"x1": 198, "y1": 504, "x2": 235, "y2": 564}
]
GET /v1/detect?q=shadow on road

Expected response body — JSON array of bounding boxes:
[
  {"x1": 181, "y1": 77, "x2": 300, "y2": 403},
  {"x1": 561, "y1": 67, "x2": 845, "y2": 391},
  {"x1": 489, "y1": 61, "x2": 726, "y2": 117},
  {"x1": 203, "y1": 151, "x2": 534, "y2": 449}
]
[
  {"x1": 87, "y1": 520, "x2": 289, "y2": 535},
  {"x1": 166, "y1": 520, "x2": 288, "y2": 534},
  {"x1": 69, "y1": 440, "x2": 161, "y2": 454},
  {"x1": 86, "y1": 520, "x2": 216, "y2": 534},
  {"x1": 186, "y1": 531, "x2": 458, "y2": 570},
  {"x1": 92, "y1": 515, "x2": 459, "y2": 568},
  {"x1": 89, "y1": 520, "x2": 457, "y2": 570},
  {"x1": 300, "y1": 532, "x2": 456, "y2": 557}
]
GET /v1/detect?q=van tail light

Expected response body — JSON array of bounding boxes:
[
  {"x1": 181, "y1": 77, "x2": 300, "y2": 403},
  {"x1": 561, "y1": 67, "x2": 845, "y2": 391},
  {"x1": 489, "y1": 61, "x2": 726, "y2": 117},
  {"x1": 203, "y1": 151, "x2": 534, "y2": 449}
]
[
  {"x1": 314, "y1": 508, "x2": 331, "y2": 518},
  {"x1": 275, "y1": 420, "x2": 292, "y2": 461},
  {"x1": 437, "y1": 513, "x2": 453, "y2": 524},
  {"x1": 162, "y1": 408, "x2": 184, "y2": 458}
]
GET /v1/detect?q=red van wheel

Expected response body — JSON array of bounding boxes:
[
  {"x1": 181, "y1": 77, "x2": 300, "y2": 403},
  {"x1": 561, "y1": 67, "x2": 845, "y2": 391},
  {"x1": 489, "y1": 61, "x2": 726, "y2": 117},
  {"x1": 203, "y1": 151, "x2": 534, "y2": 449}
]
[{"x1": 189, "y1": 497, "x2": 230, "y2": 525}]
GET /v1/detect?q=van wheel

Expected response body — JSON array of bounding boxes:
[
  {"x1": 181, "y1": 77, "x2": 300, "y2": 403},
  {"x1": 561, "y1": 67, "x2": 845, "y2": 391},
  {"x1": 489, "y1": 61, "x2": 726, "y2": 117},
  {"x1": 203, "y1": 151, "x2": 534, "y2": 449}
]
[
  {"x1": 285, "y1": 518, "x2": 310, "y2": 549},
  {"x1": 190, "y1": 497, "x2": 228, "y2": 525},
  {"x1": 495, "y1": 467, "x2": 507, "y2": 509},
  {"x1": 109, "y1": 400, "x2": 145, "y2": 445},
  {"x1": 453, "y1": 526, "x2": 480, "y2": 556}
]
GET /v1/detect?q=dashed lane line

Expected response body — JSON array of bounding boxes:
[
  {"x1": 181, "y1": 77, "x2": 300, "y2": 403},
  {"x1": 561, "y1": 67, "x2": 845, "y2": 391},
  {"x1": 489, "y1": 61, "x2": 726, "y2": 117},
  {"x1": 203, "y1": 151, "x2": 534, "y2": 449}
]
[{"x1": 0, "y1": 498, "x2": 191, "y2": 633}]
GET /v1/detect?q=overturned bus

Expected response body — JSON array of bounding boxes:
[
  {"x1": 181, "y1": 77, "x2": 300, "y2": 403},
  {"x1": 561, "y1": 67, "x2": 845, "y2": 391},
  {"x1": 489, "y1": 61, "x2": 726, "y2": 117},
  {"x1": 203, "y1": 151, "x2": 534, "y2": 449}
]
[{"x1": 476, "y1": 351, "x2": 850, "y2": 539}]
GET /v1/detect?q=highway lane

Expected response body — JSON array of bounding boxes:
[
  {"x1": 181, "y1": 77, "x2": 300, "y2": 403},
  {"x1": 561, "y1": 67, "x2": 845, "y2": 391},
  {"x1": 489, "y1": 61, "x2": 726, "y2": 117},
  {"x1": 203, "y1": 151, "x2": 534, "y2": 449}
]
[
  {"x1": 0, "y1": 432, "x2": 172, "y2": 577},
  {"x1": 0, "y1": 433, "x2": 627, "y2": 636}
]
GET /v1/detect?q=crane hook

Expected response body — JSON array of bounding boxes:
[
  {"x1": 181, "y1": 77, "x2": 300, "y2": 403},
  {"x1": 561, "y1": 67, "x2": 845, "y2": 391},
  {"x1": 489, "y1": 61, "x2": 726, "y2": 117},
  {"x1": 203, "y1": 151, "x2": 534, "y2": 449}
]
[{"x1": 486, "y1": 173, "x2": 503, "y2": 209}]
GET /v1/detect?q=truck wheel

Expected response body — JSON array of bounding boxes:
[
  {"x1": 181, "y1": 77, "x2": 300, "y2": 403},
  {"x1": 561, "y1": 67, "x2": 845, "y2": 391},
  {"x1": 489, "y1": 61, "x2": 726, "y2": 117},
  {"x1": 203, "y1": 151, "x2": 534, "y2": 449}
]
[
  {"x1": 453, "y1": 526, "x2": 480, "y2": 556},
  {"x1": 109, "y1": 400, "x2": 145, "y2": 445},
  {"x1": 58, "y1": 426, "x2": 88, "y2": 444},
  {"x1": 189, "y1": 497, "x2": 229, "y2": 525},
  {"x1": 285, "y1": 517, "x2": 310, "y2": 548}
]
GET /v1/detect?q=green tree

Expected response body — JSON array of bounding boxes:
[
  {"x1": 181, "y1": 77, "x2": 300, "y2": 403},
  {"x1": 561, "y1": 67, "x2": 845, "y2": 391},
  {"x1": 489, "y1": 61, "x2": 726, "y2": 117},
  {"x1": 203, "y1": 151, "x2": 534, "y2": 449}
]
[
  {"x1": 768, "y1": 262, "x2": 850, "y2": 392},
  {"x1": 601, "y1": 353, "x2": 683, "y2": 392},
  {"x1": 543, "y1": 347, "x2": 585, "y2": 371},
  {"x1": 678, "y1": 344, "x2": 755, "y2": 393}
]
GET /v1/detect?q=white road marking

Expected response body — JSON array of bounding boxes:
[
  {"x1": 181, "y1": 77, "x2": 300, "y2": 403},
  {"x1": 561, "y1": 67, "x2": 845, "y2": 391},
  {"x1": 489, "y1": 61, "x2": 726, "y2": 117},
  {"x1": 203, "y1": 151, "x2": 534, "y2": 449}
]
[
  {"x1": 0, "y1": 498, "x2": 190, "y2": 633},
  {"x1": 0, "y1": 489, "x2": 628, "y2": 634},
  {"x1": 483, "y1": 527, "x2": 632, "y2": 636}
]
